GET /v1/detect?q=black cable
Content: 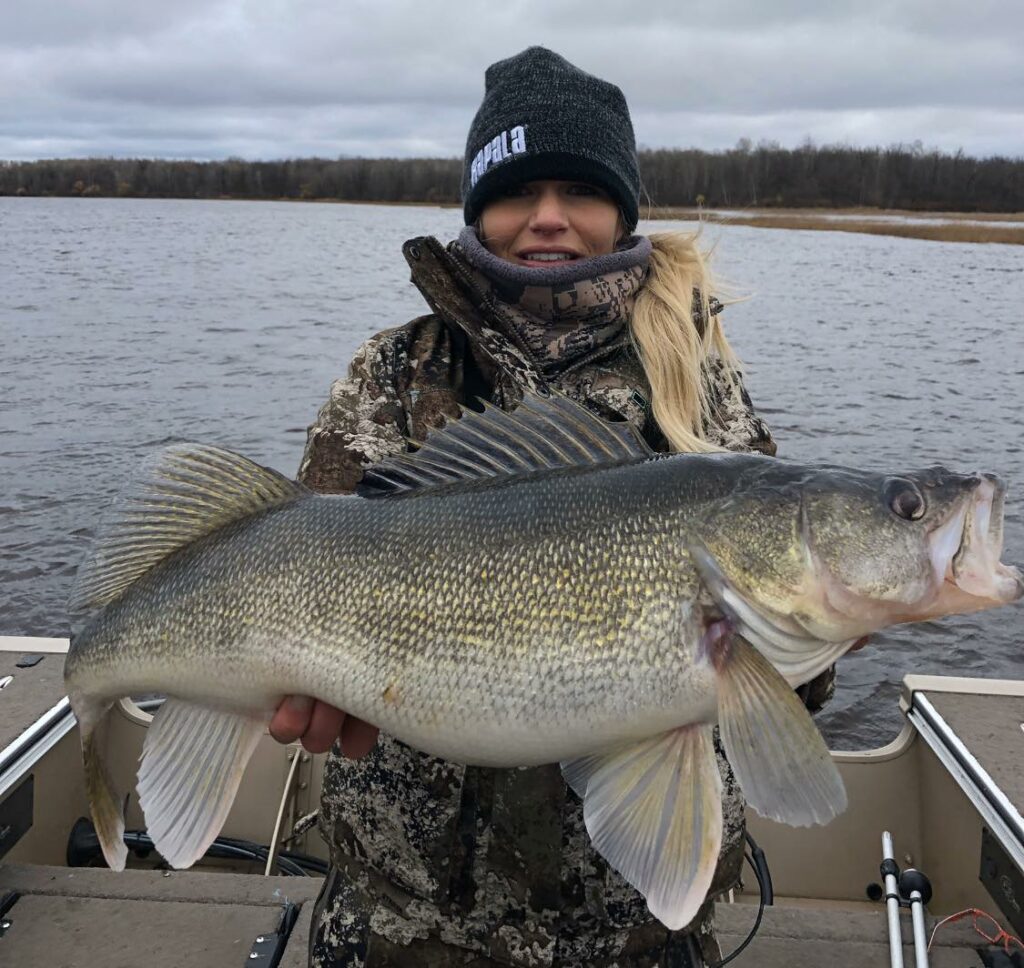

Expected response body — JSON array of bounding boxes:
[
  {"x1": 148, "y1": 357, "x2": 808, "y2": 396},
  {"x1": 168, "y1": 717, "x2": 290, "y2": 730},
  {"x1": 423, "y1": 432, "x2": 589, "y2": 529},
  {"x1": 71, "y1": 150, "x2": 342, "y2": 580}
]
[
  {"x1": 121, "y1": 831, "x2": 311, "y2": 876},
  {"x1": 68, "y1": 820, "x2": 324, "y2": 877},
  {"x1": 708, "y1": 832, "x2": 770, "y2": 967},
  {"x1": 213, "y1": 834, "x2": 329, "y2": 874},
  {"x1": 280, "y1": 850, "x2": 329, "y2": 874}
]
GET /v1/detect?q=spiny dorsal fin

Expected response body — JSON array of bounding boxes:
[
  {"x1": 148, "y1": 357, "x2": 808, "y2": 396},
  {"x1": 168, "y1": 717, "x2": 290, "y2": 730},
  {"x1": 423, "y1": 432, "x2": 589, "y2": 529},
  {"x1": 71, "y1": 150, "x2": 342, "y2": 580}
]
[
  {"x1": 70, "y1": 444, "x2": 307, "y2": 616},
  {"x1": 359, "y1": 389, "x2": 653, "y2": 496}
]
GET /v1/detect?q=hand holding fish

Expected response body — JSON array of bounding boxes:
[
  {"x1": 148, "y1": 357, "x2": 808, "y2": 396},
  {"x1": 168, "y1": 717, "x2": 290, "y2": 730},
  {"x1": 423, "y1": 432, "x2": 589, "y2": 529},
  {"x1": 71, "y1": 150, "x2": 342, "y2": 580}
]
[{"x1": 269, "y1": 696, "x2": 378, "y2": 757}]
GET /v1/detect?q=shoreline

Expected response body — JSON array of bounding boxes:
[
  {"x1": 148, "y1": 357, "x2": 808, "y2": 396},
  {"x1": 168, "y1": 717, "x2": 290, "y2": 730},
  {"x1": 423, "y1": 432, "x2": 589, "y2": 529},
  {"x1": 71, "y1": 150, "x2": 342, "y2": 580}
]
[
  {"x1": 5, "y1": 193, "x2": 1023, "y2": 243},
  {"x1": 644, "y1": 206, "x2": 1024, "y2": 245}
]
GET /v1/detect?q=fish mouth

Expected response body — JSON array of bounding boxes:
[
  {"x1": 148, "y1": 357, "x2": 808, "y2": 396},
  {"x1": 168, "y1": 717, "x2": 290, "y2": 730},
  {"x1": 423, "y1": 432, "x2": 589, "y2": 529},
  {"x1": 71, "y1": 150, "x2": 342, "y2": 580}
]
[
  {"x1": 691, "y1": 473, "x2": 1023, "y2": 686},
  {"x1": 932, "y1": 473, "x2": 1023, "y2": 609}
]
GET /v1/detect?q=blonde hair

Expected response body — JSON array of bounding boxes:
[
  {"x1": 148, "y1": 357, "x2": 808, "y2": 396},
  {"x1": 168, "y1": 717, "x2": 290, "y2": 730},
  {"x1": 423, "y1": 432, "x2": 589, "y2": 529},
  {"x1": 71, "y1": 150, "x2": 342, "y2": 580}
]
[{"x1": 630, "y1": 231, "x2": 742, "y2": 453}]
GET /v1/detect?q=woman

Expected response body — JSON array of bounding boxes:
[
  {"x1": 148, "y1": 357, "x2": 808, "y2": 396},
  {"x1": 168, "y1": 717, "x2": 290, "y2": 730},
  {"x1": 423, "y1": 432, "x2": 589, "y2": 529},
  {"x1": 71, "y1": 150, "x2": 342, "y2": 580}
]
[{"x1": 271, "y1": 47, "x2": 833, "y2": 968}]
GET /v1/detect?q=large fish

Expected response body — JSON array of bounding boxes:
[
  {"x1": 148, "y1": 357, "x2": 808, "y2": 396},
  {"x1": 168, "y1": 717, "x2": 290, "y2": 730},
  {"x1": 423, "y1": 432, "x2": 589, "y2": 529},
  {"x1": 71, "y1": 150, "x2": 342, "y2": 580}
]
[{"x1": 65, "y1": 392, "x2": 1022, "y2": 929}]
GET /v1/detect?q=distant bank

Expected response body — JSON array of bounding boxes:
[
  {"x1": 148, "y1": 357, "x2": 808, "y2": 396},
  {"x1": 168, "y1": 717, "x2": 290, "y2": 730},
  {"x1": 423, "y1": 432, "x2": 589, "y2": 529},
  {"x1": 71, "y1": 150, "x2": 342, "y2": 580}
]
[
  {"x1": 4, "y1": 194, "x2": 1020, "y2": 245},
  {"x1": 4, "y1": 146, "x2": 1023, "y2": 245},
  {"x1": 650, "y1": 207, "x2": 1024, "y2": 245}
]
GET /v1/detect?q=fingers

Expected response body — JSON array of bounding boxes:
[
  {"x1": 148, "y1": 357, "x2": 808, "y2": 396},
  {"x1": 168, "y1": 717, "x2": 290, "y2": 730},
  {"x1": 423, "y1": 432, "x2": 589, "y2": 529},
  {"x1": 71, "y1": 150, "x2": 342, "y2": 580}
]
[
  {"x1": 268, "y1": 697, "x2": 379, "y2": 759},
  {"x1": 301, "y1": 701, "x2": 346, "y2": 754},
  {"x1": 269, "y1": 695, "x2": 314, "y2": 744},
  {"x1": 850, "y1": 636, "x2": 871, "y2": 653},
  {"x1": 341, "y1": 716, "x2": 380, "y2": 760}
]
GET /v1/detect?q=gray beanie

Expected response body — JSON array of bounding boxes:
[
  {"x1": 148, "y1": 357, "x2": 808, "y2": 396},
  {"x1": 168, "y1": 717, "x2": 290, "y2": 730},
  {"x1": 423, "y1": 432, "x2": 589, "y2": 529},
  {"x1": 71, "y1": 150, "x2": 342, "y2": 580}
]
[{"x1": 461, "y1": 47, "x2": 641, "y2": 230}]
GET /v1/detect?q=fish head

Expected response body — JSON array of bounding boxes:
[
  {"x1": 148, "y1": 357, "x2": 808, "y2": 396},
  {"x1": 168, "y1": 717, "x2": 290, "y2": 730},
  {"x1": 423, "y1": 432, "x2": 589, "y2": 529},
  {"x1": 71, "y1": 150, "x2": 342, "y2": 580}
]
[
  {"x1": 690, "y1": 464, "x2": 1022, "y2": 684},
  {"x1": 800, "y1": 467, "x2": 1022, "y2": 630}
]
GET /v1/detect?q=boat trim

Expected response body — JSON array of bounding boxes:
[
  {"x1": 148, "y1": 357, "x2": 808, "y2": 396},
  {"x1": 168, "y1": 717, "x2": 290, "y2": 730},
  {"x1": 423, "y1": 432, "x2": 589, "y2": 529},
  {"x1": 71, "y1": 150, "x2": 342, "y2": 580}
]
[
  {"x1": 903, "y1": 674, "x2": 1024, "y2": 700},
  {"x1": 906, "y1": 690, "x2": 1024, "y2": 872},
  {"x1": 831, "y1": 721, "x2": 917, "y2": 764},
  {"x1": 0, "y1": 635, "x2": 71, "y2": 655},
  {"x1": 0, "y1": 696, "x2": 76, "y2": 799},
  {"x1": 0, "y1": 694, "x2": 166, "y2": 801}
]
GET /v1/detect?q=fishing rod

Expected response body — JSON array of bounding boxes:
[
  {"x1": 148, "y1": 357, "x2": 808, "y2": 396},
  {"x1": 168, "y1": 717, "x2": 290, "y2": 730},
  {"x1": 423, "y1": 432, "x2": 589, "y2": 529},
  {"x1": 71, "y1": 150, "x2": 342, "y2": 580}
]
[
  {"x1": 880, "y1": 831, "x2": 906, "y2": 968},
  {"x1": 869, "y1": 830, "x2": 933, "y2": 968}
]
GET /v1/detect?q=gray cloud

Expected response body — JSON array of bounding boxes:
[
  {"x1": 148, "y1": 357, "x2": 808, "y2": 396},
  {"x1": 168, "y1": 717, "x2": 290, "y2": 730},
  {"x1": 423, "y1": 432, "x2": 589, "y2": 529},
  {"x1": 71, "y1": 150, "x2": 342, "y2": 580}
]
[{"x1": 2, "y1": 0, "x2": 1021, "y2": 160}]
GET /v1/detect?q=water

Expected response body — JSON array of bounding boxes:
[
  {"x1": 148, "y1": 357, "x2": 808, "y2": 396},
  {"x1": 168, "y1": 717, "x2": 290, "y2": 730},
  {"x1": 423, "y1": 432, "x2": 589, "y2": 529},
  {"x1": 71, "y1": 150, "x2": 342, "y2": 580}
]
[{"x1": 2, "y1": 197, "x2": 1021, "y2": 748}]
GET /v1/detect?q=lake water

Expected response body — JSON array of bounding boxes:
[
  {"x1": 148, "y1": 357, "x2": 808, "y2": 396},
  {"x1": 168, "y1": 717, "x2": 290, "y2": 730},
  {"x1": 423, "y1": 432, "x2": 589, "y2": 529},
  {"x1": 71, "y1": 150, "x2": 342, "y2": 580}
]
[{"x1": 1, "y1": 197, "x2": 1021, "y2": 748}]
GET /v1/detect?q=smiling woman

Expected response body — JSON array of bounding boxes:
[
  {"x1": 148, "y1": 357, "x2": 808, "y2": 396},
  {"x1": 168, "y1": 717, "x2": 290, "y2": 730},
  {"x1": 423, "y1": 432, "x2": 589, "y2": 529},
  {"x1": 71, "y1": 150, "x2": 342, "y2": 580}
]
[{"x1": 273, "y1": 45, "x2": 830, "y2": 968}]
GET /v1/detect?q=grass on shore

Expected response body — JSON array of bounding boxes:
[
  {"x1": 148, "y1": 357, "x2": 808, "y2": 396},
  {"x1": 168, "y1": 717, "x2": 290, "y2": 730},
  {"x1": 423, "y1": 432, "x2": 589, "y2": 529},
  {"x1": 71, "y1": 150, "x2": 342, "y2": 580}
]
[{"x1": 646, "y1": 206, "x2": 1024, "y2": 244}]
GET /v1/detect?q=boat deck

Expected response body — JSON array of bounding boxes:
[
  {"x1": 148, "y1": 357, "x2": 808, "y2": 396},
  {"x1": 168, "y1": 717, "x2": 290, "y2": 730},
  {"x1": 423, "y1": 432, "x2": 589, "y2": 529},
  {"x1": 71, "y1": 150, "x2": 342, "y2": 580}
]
[
  {"x1": 925, "y1": 688, "x2": 1024, "y2": 813},
  {"x1": 717, "y1": 899, "x2": 982, "y2": 966},
  {"x1": 0, "y1": 864, "x2": 987, "y2": 966},
  {"x1": 0, "y1": 638, "x2": 68, "y2": 754},
  {"x1": 0, "y1": 863, "x2": 322, "y2": 967}
]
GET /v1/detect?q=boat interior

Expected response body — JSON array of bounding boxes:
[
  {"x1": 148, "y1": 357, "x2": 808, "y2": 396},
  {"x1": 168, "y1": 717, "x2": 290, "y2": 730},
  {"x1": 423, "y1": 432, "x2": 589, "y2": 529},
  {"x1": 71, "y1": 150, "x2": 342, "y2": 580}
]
[{"x1": 1, "y1": 633, "x2": 1022, "y2": 967}]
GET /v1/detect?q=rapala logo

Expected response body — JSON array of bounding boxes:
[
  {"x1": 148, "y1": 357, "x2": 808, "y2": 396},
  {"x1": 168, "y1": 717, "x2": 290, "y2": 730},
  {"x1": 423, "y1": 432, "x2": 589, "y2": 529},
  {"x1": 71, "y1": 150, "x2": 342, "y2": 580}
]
[{"x1": 470, "y1": 125, "x2": 527, "y2": 187}]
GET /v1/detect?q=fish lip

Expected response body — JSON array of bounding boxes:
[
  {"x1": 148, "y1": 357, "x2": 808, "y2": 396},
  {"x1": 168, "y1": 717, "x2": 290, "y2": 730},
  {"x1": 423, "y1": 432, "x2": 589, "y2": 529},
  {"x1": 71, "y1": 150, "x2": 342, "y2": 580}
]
[{"x1": 939, "y1": 474, "x2": 1023, "y2": 604}]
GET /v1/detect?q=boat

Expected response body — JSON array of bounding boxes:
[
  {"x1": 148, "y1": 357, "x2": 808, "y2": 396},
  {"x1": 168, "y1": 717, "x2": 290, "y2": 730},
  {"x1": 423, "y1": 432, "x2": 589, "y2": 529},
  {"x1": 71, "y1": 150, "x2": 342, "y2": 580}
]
[{"x1": 1, "y1": 632, "x2": 1021, "y2": 966}]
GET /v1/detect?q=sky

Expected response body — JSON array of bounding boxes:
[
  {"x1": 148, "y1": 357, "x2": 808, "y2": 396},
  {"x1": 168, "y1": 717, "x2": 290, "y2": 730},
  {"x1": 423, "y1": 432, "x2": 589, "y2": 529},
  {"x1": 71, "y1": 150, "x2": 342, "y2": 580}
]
[{"x1": 2, "y1": 0, "x2": 1022, "y2": 161}]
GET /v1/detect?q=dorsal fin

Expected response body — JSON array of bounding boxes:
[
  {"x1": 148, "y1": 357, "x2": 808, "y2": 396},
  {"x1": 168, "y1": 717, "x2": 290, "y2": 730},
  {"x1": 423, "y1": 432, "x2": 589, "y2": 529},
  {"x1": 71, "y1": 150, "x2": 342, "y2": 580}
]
[
  {"x1": 70, "y1": 444, "x2": 307, "y2": 617},
  {"x1": 359, "y1": 389, "x2": 653, "y2": 497}
]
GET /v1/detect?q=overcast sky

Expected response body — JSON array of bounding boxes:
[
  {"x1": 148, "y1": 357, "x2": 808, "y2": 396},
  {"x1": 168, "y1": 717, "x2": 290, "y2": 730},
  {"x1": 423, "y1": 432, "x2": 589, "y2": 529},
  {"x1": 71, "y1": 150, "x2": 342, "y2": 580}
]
[{"x1": 3, "y1": 0, "x2": 1021, "y2": 161}]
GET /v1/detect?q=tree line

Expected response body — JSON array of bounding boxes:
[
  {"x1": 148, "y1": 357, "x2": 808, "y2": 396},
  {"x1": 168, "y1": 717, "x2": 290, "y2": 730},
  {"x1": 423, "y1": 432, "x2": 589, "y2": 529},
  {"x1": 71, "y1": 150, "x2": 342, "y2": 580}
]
[{"x1": 2, "y1": 142, "x2": 1021, "y2": 212}]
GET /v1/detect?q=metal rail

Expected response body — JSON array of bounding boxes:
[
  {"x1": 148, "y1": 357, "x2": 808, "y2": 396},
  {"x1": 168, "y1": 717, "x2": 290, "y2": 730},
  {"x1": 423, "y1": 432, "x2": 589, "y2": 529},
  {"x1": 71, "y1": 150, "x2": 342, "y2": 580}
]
[
  {"x1": 0, "y1": 696, "x2": 75, "y2": 799},
  {"x1": 882, "y1": 831, "x2": 905, "y2": 968},
  {"x1": 906, "y1": 691, "x2": 1024, "y2": 872}
]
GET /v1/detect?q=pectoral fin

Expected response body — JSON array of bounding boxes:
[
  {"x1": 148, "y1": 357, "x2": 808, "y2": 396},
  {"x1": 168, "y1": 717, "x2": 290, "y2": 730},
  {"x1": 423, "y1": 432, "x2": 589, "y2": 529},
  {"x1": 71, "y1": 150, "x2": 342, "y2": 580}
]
[
  {"x1": 561, "y1": 724, "x2": 722, "y2": 931},
  {"x1": 137, "y1": 699, "x2": 267, "y2": 869},
  {"x1": 717, "y1": 635, "x2": 847, "y2": 826}
]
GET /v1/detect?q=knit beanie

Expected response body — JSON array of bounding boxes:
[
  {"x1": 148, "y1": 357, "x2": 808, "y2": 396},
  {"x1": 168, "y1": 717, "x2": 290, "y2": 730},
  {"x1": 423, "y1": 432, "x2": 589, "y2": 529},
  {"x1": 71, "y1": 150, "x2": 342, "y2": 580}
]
[{"x1": 461, "y1": 47, "x2": 641, "y2": 231}]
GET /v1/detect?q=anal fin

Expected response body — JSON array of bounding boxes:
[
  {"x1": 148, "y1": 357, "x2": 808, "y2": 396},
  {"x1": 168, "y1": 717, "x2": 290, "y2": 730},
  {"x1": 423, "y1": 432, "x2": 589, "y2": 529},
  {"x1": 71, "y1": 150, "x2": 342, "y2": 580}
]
[
  {"x1": 137, "y1": 699, "x2": 266, "y2": 869},
  {"x1": 561, "y1": 724, "x2": 722, "y2": 932},
  {"x1": 717, "y1": 635, "x2": 847, "y2": 826}
]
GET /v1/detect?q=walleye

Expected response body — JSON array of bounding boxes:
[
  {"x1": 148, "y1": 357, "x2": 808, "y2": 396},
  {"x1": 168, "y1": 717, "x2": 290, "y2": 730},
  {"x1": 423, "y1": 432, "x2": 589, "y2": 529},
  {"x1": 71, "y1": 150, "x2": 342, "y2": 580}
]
[{"x1": 65, "y1": 391, "x2": 1022, "y2": 930}]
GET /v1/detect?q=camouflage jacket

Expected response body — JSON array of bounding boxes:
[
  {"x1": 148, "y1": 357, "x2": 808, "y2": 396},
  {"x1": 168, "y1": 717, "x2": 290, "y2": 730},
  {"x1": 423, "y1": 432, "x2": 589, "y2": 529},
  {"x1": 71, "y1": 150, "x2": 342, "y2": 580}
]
[{"x1": 300, "y1": 237, "x2": 830, "y2": 967}]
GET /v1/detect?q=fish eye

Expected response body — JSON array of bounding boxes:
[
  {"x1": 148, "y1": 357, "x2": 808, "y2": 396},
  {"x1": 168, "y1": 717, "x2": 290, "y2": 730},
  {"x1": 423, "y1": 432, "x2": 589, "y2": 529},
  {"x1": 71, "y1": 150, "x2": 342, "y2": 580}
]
[{"x1": 885, "y1": 479, "x2": 926, "y2": 521}]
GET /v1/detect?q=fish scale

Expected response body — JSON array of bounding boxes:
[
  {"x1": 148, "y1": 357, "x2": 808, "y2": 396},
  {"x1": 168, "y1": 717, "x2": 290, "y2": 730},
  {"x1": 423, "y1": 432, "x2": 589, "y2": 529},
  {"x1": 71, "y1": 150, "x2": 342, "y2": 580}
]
[{"x1": 64, "y1": 390, "x2": 1022, "y2": 930}]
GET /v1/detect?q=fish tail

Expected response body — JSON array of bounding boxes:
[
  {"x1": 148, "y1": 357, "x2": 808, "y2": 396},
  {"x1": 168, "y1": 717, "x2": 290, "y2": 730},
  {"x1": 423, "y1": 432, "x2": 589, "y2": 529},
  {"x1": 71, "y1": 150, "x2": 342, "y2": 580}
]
[
  {"x1": 714, "y1": 633, "x2": 848, "y2": 826},
  {"x1": 77, "y1": 699, "x2": 129, "y2": 870}
]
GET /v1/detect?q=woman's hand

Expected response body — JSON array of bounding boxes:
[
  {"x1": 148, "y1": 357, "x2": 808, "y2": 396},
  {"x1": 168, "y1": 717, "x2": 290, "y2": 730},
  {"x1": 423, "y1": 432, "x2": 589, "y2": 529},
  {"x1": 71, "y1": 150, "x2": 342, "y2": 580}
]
[{"x1": 269, "y1": 696, "x2": 379, "y2": 758}]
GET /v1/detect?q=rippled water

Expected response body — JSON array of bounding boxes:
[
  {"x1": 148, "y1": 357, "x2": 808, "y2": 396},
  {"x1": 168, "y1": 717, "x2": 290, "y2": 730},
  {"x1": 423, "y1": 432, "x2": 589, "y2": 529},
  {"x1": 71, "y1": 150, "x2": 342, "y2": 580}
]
[{"x1": 2, "y1": 197, "x2": 1021, "y2": 748}]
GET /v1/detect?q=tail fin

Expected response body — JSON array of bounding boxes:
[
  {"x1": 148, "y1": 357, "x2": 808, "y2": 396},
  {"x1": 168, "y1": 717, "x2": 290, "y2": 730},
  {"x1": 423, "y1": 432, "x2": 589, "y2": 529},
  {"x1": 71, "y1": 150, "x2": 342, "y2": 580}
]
[{"x1": 77, "y1": 700, "x2": 128, "y2": 870}]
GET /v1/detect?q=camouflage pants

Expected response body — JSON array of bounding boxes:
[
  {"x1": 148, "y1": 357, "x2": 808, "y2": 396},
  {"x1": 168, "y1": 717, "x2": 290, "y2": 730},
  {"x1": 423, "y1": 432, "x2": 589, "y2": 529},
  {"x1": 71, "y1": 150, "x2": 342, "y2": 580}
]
[
  {"x1": 305, "y1": 730, "x2": 742, "y2": 968},
  {"x1": 307, "y1": 866, "x2": 719, "y2": 968}
]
